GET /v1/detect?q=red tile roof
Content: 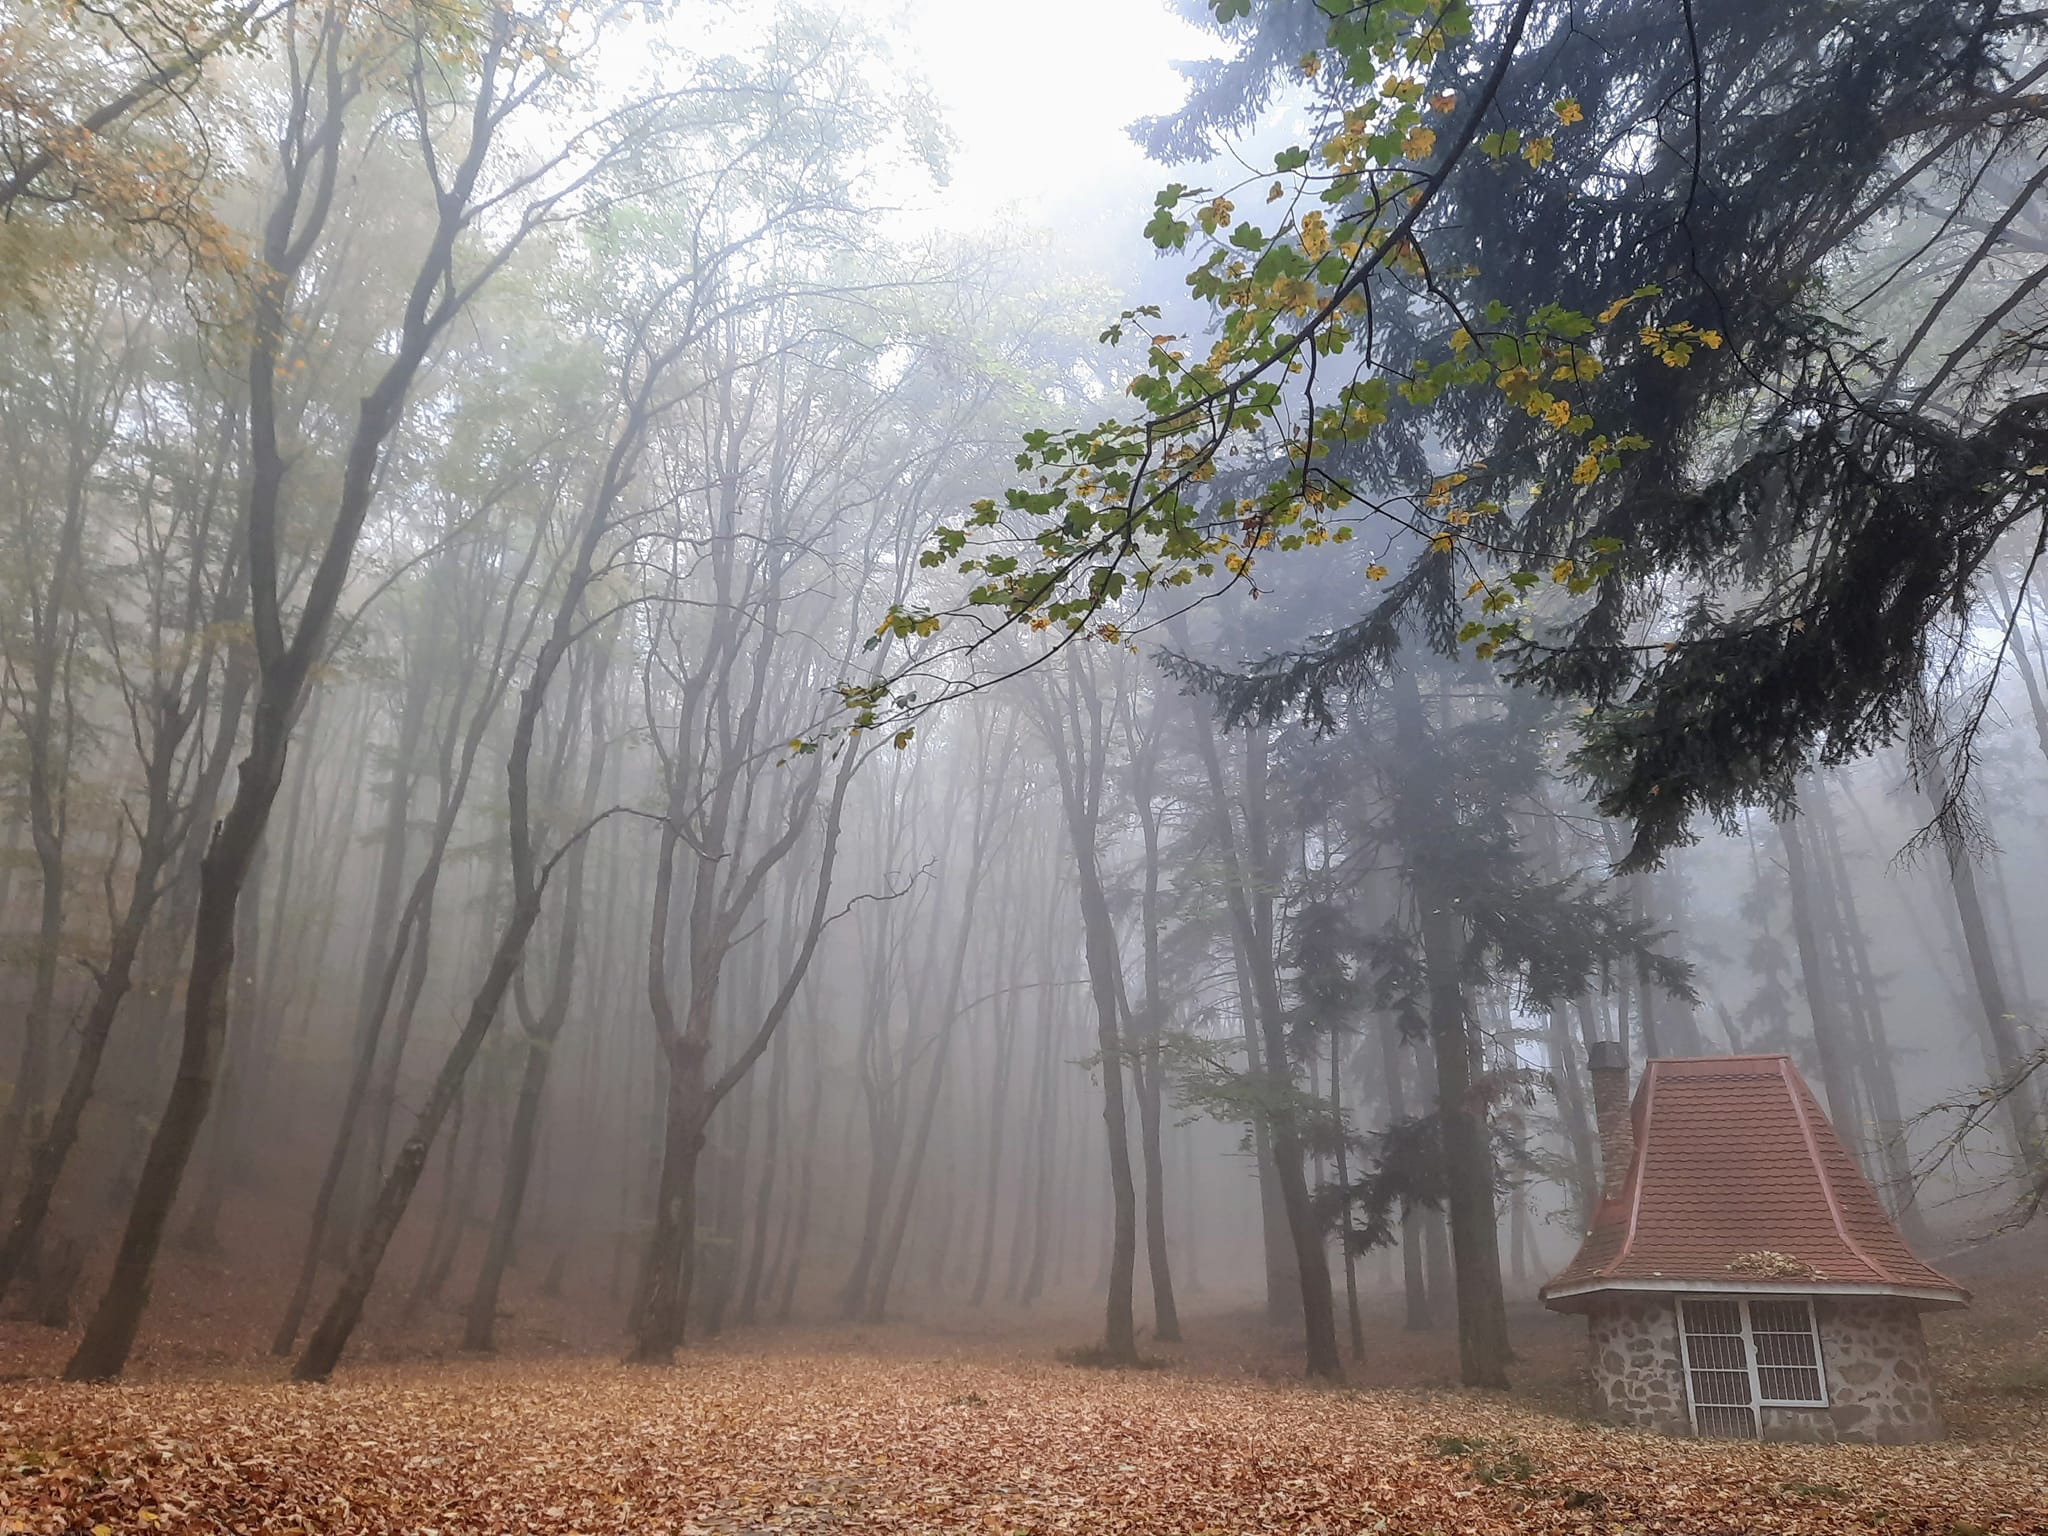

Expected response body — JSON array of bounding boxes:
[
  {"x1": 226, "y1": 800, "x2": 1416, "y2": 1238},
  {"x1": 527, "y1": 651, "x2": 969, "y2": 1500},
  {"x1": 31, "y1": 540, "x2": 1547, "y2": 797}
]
[{"x1": 1540, "y1": 1054, "x2": 1967, "y2": 1308}]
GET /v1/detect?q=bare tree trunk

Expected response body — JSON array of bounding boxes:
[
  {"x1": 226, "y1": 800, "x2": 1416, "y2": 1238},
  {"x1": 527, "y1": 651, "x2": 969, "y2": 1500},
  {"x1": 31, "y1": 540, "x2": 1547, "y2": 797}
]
[
  {"x1": 1933, "y1": 813, "x2": 2047, "y2": 1180},
  {"x1": 1549, "y1": 1007, "x2": 1599, "y2": 1224},
  {"x1": 68, "y1": 4, "x2": 534, "y2": 1376},
  {"x1": 463, "y1": 657, "x2": 610, "y2": 1351},
  {"x1": 633, "y1": 742, "x2": 862, "y2": 1362},
  {"x1": 296, "y1": 890, "x2": 545, "y2": 1379},
  {"x1": 1007, "y1": 977, "x2": 1056, "y2": 1305},
  {"x1": 1419, "y1": 895, "x2": 1511, "y2": 1387},
  {"x1": 402, "y1": 1076, "x2": 472, "y2": 1326},
  {"x1": 968, "y1": 985, "x2": 1019, "y2": 1307},
  {"x1": 1127, "y1": 727, "x2": 1181, "y2": 1344},
  {"x1": 1042, "y1": 669, "x2": 1139, "y2": 1363},
  {"x1": 1330, "y1": 1030, "x2": 1364, "y2": 1361},
  {"x1": 773, "y1": 1032, "x2": 824, "y2": 1324},
  {"x1": 1018, "y1": 992, "x2": 1060, "y2": 1308},
  {"x1": 0, "y1": 442, "x2": 91, "y2": 1204},
  {"x1": 1379, "y1": 1013, "x2": 1432, "y2": 1331},
  {"x1": 0, "y1": 635, "x2": 237, "y2": 1299},
  {"x1": 1807, "y1": 778, "x2": 1927, "y2": 1239},
  {"x1": 735, "y1": 1012, "x2": 789, "y2": 1326},
  {"x1": 1183, "y1": 686, "x2": 1336, "y2": 1376},
  {"x1": 863, "y1": 741, "x2": 1007, "y2": 1324},
  {"x1": 1393, "y1": 663, "x2": 1508, "y2": 1388},
  {"x1": 1778, "y1": 813, "x2": 1867, "y2": 1144}
]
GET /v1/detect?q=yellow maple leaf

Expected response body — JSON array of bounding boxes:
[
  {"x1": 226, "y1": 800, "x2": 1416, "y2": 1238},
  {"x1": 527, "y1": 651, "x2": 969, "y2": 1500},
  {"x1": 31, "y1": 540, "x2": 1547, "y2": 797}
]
[
  {"x1": 1571, "y1": 455, "x2": 1600, "y2": 485},
  {"x1": 1553, "y1": 97, "x2": 1584, "y2": 125},
  {"x1": 1522, "y1": 135, "x2": 1555, "y2": 168},
  {"x1": 1299, "y1": 211, "x2": 1331, "y2": 260},
  {"x1": 1366, "y1": 563, "x2": 1389, "y2": 581},
  {"x1": 1403, "y1": 126, "x2": 1437, "y2": 161}
]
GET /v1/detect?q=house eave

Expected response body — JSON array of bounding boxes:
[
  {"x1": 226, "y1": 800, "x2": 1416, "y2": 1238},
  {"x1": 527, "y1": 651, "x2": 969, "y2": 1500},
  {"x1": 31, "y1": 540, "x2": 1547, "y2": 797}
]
[{"x1": 1538, "y1": 1276, "x2": 1969, "y2": 1312}]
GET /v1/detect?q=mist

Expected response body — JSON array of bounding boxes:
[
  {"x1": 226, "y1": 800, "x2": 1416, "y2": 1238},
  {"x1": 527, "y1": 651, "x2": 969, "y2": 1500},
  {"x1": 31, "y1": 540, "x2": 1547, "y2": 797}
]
[{"x1": 1, "y1": 0, "x2": 2044, "y2": 1528}]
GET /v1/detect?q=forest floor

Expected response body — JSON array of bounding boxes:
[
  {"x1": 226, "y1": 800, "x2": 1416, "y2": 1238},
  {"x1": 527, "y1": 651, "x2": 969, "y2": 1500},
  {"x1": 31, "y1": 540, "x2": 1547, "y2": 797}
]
[{"x1": 2, "y1": 1235, "x2": 2045, "y2": 1535}]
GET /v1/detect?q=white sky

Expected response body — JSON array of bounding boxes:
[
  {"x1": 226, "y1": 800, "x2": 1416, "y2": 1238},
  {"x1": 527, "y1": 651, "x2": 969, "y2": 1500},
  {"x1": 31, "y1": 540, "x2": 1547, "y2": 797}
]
[{"x1": 849, "y1": 0, "x2": 1220, "y2": 239}]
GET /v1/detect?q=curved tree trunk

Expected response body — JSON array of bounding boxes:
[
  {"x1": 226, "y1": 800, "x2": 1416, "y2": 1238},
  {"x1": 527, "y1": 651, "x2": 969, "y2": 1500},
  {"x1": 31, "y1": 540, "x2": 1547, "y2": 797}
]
[{"x1": 294, "y1": 891, "x2": 545, "y2": 1380}]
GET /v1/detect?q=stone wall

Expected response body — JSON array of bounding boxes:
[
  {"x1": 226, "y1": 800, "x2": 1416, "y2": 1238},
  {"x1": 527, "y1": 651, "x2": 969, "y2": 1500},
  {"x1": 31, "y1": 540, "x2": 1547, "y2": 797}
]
[
  {"x1": 1815, "y1": 1297, "x2": 1943, "y2": 1445},
  {"x1": 1585, "y1": 1293, "x2": 1945, "y2": 1444},
  {"x1": 1587, "y1": 1294, "x2": 1690, "y2": 1434}
]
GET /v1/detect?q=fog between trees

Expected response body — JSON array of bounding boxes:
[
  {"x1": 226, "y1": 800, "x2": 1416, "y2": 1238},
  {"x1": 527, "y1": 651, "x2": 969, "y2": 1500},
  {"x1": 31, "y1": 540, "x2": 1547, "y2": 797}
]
[{"x1": 1, "y1": 0, "x2": 2044, "y2": 1393}]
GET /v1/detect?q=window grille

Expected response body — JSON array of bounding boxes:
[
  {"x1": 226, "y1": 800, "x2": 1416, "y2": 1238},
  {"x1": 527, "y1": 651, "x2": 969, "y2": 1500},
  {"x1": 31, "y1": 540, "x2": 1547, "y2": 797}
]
[
  {"x1": 1677, "y1": 1295, "x2": 1828, "y2": 1439},
  {"x1": 1748, "y1": 1298, "x2": 1827, "y2": 1406}
]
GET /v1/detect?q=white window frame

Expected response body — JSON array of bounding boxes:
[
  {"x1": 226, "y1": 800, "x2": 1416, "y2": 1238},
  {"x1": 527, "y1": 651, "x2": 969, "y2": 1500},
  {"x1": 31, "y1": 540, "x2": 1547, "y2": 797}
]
[{"x1": 1675, "y1": 1294, "x2": 1829, "y2": 1438}]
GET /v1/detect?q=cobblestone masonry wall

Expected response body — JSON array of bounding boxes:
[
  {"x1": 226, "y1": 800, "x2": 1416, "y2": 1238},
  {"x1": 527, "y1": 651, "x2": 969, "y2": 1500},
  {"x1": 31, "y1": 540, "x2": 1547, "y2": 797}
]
[
  {"x1": 1587, "y1": 1294, "x2": 1945, "y2": 1444},
  {"x1": 1587, "y1": 1295, "x2": 1690, "y2": 1435},
  {"x1": 1815, "y1": 1297, "x2": 1943, "y2": 1445}
]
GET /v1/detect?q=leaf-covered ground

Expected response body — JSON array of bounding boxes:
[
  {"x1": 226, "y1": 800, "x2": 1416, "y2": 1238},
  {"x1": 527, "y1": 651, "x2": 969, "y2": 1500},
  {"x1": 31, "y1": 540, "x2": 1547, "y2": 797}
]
[
  {"x1": 4, "y1": 1229, "x2": 2044, "y2": 1534},
  {"x1": 4, "y1": 1333, "x2": 2045, "y2": 1535}
]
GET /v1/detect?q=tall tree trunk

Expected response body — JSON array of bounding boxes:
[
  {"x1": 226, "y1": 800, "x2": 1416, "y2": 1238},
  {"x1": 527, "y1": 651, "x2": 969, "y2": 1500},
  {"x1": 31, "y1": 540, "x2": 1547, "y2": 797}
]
[
  {"x1": 1778, "y1": 814, "x2": 1867, "y2": 1145},
  {"x1": 1330, "y1": 1030, "x2": 1364, "y2": 1361},
  {"x1": 968, "y1": 986, "x2": 1019, "y2": 1307},
  {"x1": 1380, "y1": 1013, "x2": 1432, "y2": 1331},
  {"x1": 1185, "y1": 696, "x2": 1336, "y2": 1375},
  {"x1": 633, "y1": 739, "x2": 860, "y2": 1362},
  {"x1": 294, "y1": 887, "x2": 545, "y2": 1380},
  {"x1": 65, "y1": 6, "x2": 531, "y2": 1372},
  {"x1": 402, "y1": 1076, "x2": 471, "y2": 1326},
  {"x1": 1393, "y1": 663, "x2": 1508, "y2": 1388},
  {"x1": 1549, "y1": 1007, "x2": 1599, "y2": 1224},
  {"x1": 179, "y1": 828, "x2": 266, "y2": 1255},
  {"x1": 1930, "y1": 804, "x2": 2047, "y2": 1180},
  {"x1": 630, "y1": 1036, "x2": 707, "y2": 1364},
  {"x1": 863, "y1": 747, "x2": 1007, "y2": 1325},
  {"x1": 735, "y1": 1014, "x2": 789, "y2": 1326},
  {"x1": 1007, "y1": 978, "x2": 1057, "y2": 1305},
  {"x1": 1042, "y1": 670, "x2": 1138, "y2": 1364},
  {"x1": 1239, "y1": 731, "x2": 1342, "y2": 1378},
  {"x1": 1019, "y1": 985, "x2": 1061, "y2": 1307},
  {"x1": 1418, "y1": 894, "x2": 1511, "y2": 1387},
  {"x1": 0, "y1": 648, "x2": 230, "y2": 1300},
  {"x1": 1806, "y1": 779, "x2": 1927, "y2": 1239},
  {"x1": 1128, "y1": 738, "x2": 1181, "y2": 1344},
  {"x1": 0, "y1": 450, "x2": 90, "y2": 1205},
  {"x1": 773, "y1": 1035, "x2": 824, "y2": 1324},
  {"x1": 65, "y1": 680, "x2": 290, "y2": 1380},
  {"x1": 463, "y1": 661, "x2": 609, "y2": 1351}
]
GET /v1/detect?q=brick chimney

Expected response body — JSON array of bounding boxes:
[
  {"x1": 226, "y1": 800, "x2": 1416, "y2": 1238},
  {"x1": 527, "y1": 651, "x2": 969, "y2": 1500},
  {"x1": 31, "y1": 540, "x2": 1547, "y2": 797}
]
[{"x1": 1587, "y1": 1040, "x2": 1635, "y2": 1200}]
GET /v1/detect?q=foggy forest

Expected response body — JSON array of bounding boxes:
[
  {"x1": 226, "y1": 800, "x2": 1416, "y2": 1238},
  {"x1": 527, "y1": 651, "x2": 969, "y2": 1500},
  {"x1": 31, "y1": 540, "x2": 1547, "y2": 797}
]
[{"x1": 1, "y1": 0, "x2": 2046, "y2": 1530}]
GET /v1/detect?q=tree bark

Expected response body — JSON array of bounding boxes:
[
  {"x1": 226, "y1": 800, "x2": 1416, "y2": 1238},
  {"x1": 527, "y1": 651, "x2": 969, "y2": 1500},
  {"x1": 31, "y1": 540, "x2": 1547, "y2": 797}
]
[
  {"x1": 1392, "y1": 661, "x2": 1509, "y2": 1388},
  {"x1": 1379, "y1": 1012, "x2": 1433, "y2": 1331},
  {"x1": 1330, "y1": 1029, "x2": 1365, "y2": 1361},
  {"x1": 1182, "y1": 683, "x2": 1336, "y2": 1376},
  {"x1": 463, "y1": 657, "x2": 610, "y2": 1351},
  {"x1": 1041, "y1": 668, "x2": 1139, "y2": 1363},
  {"x1": 1778, "y1": 813, "x2": 1867, "y2": 1144}
]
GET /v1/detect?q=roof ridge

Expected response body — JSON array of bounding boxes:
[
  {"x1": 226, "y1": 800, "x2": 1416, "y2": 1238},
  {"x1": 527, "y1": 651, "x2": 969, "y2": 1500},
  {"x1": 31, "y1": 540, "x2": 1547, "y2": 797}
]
[{"x1": 1778, "y1": 1055, "x2": 1891, "y2": 1284}]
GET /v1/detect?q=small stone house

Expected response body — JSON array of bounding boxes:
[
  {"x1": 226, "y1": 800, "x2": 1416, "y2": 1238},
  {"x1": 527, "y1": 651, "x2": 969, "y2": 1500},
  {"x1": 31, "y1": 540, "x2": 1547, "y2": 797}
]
[{"x1": 1539, "y1": 1048, "x2": 1967, "y2": 1443}]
